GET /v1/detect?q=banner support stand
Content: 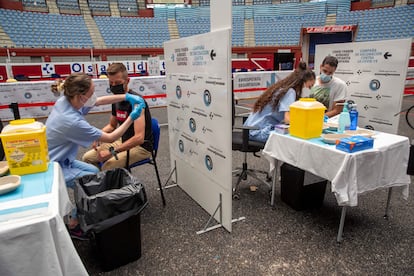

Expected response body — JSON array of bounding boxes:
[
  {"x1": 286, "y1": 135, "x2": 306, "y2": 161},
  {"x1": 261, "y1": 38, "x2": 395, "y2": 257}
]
[
  {"x1": 160, "y1": 160, "x2": 178, "y2": 190},
  {"x1": 196, "y1": 193, "x2": 245, "y2": 235}
]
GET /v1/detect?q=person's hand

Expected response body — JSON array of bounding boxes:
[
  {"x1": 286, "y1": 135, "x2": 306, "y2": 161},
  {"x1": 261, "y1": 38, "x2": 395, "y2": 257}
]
[
  {"x1": 92, "y1": 140, "x2": 100, "y2": 151},
  {"x1": 125, "y1": 93, "x2": 145, "y2": 109},
  {"x1": 130, "y1": 105, "x2": 143, "y2": 120},
  {"x1": 97, "y1": 149, "x2": 111, "y2": 162}
]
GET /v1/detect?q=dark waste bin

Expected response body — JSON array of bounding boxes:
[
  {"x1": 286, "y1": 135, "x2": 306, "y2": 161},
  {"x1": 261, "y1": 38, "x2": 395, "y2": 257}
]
[
  {"x1": 75, "y1": 168, "x2": 148, "y2": 271},
  {"x1": 280, "y1": 163, "x2": 327, "y2": 211},
  {"x1": 407, "y1": 144, "x2": 414, "y2": 175}
]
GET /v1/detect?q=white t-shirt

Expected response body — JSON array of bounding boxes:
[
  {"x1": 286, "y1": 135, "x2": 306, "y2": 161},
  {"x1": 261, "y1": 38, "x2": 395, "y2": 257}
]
[{"x1": 304, "y1": 76, "x2": 348, "y2": 111}]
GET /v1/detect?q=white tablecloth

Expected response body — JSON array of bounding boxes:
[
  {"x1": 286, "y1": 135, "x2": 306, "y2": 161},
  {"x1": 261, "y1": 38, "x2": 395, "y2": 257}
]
[
  {"x1": 263, "y1": 132, "x2": 411, "y2": 206},
  {"x1": 0, "y1": 162, "x2": 88, "y2": 276}
]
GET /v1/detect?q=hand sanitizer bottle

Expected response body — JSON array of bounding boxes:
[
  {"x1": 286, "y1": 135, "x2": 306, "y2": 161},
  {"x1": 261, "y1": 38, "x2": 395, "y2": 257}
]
[
  {"x1": 349, "y1": 104, "x2": 358, "y2": 130},
  {"x1": 338, "y1": 104, "x2": 351, "y2": 133}
]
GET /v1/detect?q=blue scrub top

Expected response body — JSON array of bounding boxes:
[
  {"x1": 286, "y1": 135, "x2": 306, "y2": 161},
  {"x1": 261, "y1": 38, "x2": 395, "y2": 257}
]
[
  {"x1": 46, "y1": 96, "x2": 102, "y2": 180},
  {"x1": 244, "y1": 88, "x2": 296, "y2": 142}
]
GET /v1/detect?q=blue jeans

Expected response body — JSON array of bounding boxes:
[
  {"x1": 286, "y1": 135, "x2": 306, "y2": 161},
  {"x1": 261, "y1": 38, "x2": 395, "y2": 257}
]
[
  {"x1": 64, "y1": 159, "x2": 100, "y2": 189},
  {"x1": 64, "y1": 160, "x2": 100, "y2": 219}
]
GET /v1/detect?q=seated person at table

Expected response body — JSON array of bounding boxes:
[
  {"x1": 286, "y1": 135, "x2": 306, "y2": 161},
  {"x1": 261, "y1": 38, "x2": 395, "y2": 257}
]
[
  {"x1": 46, "y1": 73, "x2": 145, "y2": 238},
  {"x1": 305, "y1": 55, "x2": 348, "y2": 118},
  {"x1": 244, "y1": 62, "x2": 315, "y2": 142}
]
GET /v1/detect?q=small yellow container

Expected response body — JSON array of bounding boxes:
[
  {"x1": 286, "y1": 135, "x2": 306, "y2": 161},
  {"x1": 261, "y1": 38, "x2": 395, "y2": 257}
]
[
  {"x1": 289, "y1": 98, "x2": 326, "y2": 139},
  {"x1": 0, "y1": 119, "x2": 49, "y2": 175}
]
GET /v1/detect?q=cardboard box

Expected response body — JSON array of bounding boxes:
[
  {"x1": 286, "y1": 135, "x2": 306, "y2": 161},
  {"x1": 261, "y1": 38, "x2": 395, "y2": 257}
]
[
  {"x1": 274, "y1": 124, "x2": 289, "y2": 135},
  {"x1": 335, "y1": 135, "x2": 374, "y2": 153}
]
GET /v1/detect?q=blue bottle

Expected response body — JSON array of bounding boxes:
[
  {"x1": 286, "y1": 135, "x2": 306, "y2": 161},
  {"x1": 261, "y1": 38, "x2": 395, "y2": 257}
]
[{"x1": 349, "y1": 104, "x2": 358, "y2": 130}]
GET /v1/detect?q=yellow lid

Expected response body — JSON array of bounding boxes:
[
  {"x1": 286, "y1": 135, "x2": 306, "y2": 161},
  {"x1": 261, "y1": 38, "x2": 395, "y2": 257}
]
[
  {"x1": 290, "y1": 98, "x2": 326, "y2": 110},
  {"x1": 2, "y1": 119, "x2": 44, "y2": 134},
  {"x1": 9, "y1": 118, "x2": 35, "y2": 125}
]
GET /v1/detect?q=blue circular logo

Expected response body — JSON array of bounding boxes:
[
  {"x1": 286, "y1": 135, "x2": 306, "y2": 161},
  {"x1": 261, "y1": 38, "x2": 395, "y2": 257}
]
[
  {"x1": 139, "y1": 86, "x2": 145, "y2": 92},
  {"x1": 189, "y1": 118, "x2": 196, "y2": 132},
  {"x1": 205, "y1": 155, "x2": 213, "y2": 171},
  {"x1": 369, "y1": 79, "x2": 380, "y2": 91},
  {"x1": 178, "y1": 140, "x2": 184, "y2": 152},
  {"x1": 176, "y1": 85, "x2": 182, "y2": 99},
  {"x1": 24, "y1": 92, "x2": 32, "y2": 99},
  {"x1": 40, "y1": 106, "x2": 48, "y2": 111},
  {"x1": 162, "y1": 84, "x2": 166, "y2": 90},
  {"x1": 203, "y1": 89, "x2": 211, "y2": 106}
]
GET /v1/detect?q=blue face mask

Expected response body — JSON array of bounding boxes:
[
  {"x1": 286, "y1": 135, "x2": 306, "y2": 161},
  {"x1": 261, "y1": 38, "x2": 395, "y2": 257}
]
[{"x1": 320, "y1": 73, "x2": 332, "y2": 83}]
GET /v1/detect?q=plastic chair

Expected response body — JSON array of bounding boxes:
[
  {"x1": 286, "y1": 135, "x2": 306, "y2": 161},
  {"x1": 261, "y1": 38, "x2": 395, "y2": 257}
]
[{"x1": 126, "y1": 118, "x2": 166, "y2": 206}]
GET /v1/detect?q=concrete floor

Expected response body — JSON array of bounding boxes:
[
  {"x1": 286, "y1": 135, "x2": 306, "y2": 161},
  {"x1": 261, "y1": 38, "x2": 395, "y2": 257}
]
[{"x1": 69, "y1": 96, "x2": 414, "y2": 275}]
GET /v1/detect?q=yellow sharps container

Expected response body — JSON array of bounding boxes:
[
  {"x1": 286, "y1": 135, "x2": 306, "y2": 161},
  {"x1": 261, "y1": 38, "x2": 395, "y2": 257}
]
[
  {"x1": 0, "y1": 118, "x2": 49, "y2": 175},
  {"x1": 289, "y1": 98, "x2": 326, "y2": 139}
]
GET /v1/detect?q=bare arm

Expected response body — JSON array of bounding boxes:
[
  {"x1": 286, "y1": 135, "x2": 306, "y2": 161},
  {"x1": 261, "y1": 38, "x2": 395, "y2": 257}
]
[
  {"x1": 113, "y1": 110, "x2": 145, "y2": 152},
  {"x1": 96, "y1": 110, "x2": 145, "y2": 161},
  {"x1": 326, "y1": 100, "x2": 345, "y2": 118},
  {"x1": 95, "y1": 94, "x2": 126, "y2": 106},
  {"x1": 99, "y1": 116, "x2": 133, "y2": 143},
  {"x1": 101, "y1": 115, "x2": 118, "y2": 133},
  {"x1": 283, "y1": 111, "x2": 290, "y2": 124}
]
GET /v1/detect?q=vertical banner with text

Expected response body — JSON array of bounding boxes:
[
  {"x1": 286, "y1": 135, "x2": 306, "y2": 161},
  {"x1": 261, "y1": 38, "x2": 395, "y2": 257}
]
[
  {"x1": 165, "y1": 28, "x2": 233, "y2": 232},
  {"x1": 315, "y1": 39, "x2": 411, "y2": 133}
]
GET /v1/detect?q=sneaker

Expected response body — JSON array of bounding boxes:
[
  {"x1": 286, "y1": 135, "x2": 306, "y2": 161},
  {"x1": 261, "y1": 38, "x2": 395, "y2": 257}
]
[{"x1": 67, "y1": 224, "x2": 89, "y2": 241}]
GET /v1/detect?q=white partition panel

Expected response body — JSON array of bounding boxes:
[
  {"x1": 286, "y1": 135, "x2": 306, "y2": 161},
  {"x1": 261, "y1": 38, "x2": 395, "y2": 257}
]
[
  {"x1": 315, "y1": 39, "x2": 411, "y2": 134},
  {"x1": 164, "y1": 28, "x2": 233, "y2": 232}
]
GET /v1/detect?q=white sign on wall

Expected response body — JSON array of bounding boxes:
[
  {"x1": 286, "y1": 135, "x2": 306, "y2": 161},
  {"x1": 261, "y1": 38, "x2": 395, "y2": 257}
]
[
  {"x1": 148, "y1": 56, "x2": 160, "y2": 76},
  {"x1": 129, "y1": 76, "x2": 167, "y2": 107},
  {"x1": 41, "y1": 63, "x2": 55, "y2": 76},
  {"x1": 315, "y1": 39, "x2": 411, "y2": 134},
  {"x1": 233, "y1": 70, "x2": 292, "y2": 100},
  {"x1": 0, "y1": 76, "x2": 167, "y2": 120},
  {"x1": 165, "y1": 27, "x2": 233, "y2": 232}
]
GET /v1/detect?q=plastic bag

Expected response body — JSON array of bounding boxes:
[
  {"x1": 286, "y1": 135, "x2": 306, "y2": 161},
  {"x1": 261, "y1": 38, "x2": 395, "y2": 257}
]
[{"x1": 74, "y1": 168, "x2": 148, "y2": 233}]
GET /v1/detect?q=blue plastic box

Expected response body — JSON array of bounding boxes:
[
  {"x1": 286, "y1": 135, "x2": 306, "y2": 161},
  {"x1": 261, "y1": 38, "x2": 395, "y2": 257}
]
[{"x1": 335, "y1": 135, "x2": 374, "y2": 153}]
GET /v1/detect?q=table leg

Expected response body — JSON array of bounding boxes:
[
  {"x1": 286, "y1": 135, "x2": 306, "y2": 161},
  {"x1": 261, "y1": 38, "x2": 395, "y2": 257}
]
[
  {"x1": 337, "y1": 206, "x2": 347, "y2": 243},
  {"x1": 384, "y1": 187, "x2": 393, "y2": 219},
  {"x1": 270, "y1": 160, "x2": 278, "y2": 207}
]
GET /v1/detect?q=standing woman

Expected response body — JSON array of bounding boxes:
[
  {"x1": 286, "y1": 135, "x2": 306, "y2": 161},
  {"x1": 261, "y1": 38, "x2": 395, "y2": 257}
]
[{"x1": 244, "y1": 62, "x2": 316, "y2": 142}]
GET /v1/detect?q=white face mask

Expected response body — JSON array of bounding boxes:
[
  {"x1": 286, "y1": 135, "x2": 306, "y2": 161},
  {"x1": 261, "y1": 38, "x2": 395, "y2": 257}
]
[
  {"x1": 301, "y1": 87, "x2": 311, "y2": 97},
  {"x1": 82, "y1": 93, "x2": 97, "y2": 108}
]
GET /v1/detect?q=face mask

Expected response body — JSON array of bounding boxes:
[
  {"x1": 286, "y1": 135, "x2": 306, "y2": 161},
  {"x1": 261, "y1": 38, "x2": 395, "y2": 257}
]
[
  {"x1": 320, "y1": 73, "x2": 332, "y2": 83},
  {"x1": 82, "y1": 93, "x2": 97, "y2": 108},
  {"x1": 110, "y1": 83, "x2": 125, "y2": 94},
  {"x1": 301, "y1": 87, "x2": 311, "y2": 97}
]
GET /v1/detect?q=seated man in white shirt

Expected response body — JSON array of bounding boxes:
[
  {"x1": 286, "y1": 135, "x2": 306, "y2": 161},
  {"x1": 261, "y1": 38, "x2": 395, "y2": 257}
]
[{"x1": 306, "y1": 56, "x2": 348, "y2": 118}]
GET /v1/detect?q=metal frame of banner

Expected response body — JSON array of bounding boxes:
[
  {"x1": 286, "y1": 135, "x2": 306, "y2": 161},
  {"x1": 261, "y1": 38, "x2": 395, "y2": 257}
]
[{"x1": 196, "y1": 193, "x2": 245, "y2": 235}]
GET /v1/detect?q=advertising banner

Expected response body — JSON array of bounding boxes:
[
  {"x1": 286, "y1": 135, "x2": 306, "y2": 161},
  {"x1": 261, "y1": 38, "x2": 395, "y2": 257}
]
[{"x1": 0, "y1": 76, "x2": 167, "y2": 120}]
